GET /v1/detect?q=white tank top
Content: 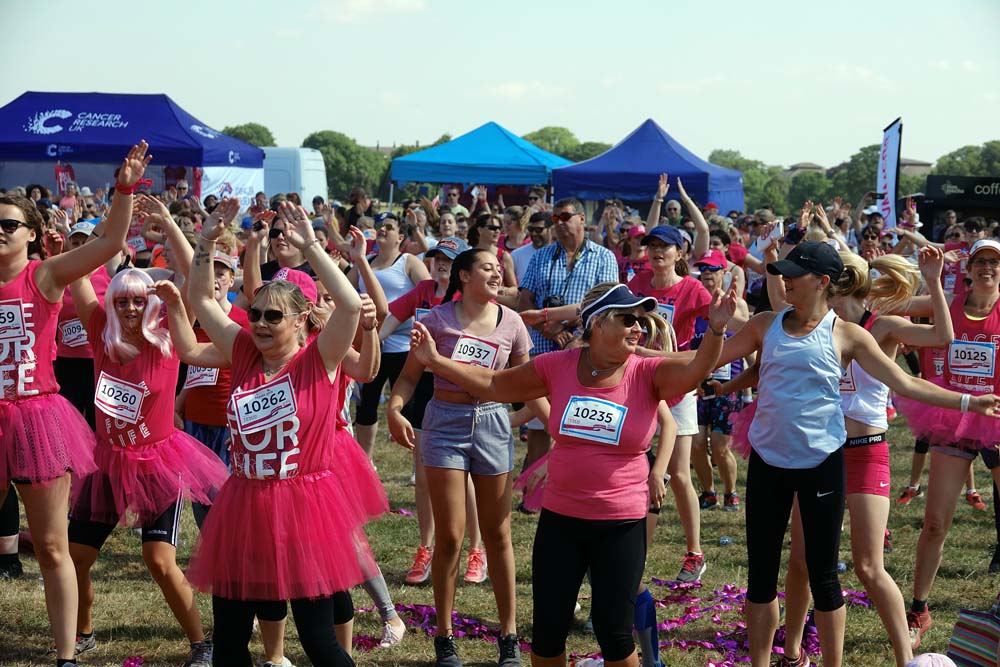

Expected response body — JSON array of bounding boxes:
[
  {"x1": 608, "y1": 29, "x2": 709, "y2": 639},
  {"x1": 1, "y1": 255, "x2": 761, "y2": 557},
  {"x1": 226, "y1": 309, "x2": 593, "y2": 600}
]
[
  {"x1": 360, "y1": 253, "x2": 415, "y2": 354},
  {"x1": 839, "y1": 312, "x2": 889, "y2": 429},
  {"x1": 749, "y1": 307, "x2": 846, "y2": 469}
]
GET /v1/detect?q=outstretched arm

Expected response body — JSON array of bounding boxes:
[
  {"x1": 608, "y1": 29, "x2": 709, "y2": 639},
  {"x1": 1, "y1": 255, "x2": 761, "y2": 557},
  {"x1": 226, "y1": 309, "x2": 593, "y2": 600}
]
[
  {"x1": 647, "y1": 173, "x2": 668, "y2": 227},
  {"x1": 190, "y1": 198, "x2": 244, "y2": 362},
  {"x1": 677, "y1": 178, "x2": 709, "y2": 258}
]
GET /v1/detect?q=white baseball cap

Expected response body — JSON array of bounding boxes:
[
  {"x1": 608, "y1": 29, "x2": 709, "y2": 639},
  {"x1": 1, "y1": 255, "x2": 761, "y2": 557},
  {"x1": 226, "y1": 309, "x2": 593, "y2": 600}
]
[
  {"x1": 969, "y1": 239, "x2": 1000, "y2": 258},
  {"x1": 68, "y1": 222, "x2": 95, "y2": 238}
]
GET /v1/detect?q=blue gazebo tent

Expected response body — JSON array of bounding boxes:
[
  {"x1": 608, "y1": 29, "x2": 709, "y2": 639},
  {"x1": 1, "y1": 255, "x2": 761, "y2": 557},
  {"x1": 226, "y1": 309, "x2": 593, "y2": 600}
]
[
  {"x1": 391, "y1": 121, "x2": 571, "y2": 186},
  {"x1": 552, "y1": 119, "x2": 744, "y2": 213}
]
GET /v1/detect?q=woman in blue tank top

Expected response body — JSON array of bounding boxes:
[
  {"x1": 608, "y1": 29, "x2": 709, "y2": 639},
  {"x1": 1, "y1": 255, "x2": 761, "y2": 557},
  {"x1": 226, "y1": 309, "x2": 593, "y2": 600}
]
[{"x1": 712, "y1": 241, "x2": 1000, "y2": 667}]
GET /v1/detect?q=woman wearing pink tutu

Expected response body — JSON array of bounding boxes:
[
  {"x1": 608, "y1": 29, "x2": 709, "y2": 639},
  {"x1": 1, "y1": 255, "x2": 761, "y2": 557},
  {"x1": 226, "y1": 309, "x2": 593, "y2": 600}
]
[
  {"x1": 66, "y1": 268, "x2": 227, "y2": 665},
  {"x1": 893, "y1": 238, "x2": 1000, "y2": 649},
  {"x1": 187, "y1": 198, "x2": 370, "y2": 667},
  {"x1": 0, "y1": 142, "x2": 147, "y2": 666}
]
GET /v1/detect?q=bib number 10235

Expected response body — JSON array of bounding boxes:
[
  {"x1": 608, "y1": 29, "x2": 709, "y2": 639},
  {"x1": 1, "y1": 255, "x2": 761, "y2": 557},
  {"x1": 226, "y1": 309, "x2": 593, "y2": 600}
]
[{"x1": 558, "y1": 396, "x2": 628, "y2": 446}]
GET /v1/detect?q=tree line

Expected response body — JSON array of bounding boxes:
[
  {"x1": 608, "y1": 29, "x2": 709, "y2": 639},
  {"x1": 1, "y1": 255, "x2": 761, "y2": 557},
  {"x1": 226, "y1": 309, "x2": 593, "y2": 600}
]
[{"x1": 221, "y1": 122, "x2": 999, "y2": 215}]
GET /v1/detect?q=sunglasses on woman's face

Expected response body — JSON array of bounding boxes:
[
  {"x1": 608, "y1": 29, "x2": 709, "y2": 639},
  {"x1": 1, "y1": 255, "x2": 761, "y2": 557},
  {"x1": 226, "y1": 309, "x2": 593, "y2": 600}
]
[
  {"x1": 480, "y1": 224, "x2": 502, "y2": 232},
  {"x1": 268, "y1": 227, "x2": 287, "y2": 239},
  {"x1": 614, "y1": 313, "x2": 647, "y2": 328},
  {"x1": 862, "y1": 234, "x2": 879, "y2": 241},
  {"x1": 249, "y1": 308, "x2": 295, "y2": 324},
  {"x1": 946, "y1": 233, "x2": 962, "y2": 239},
  {"x1": 0, "y1": 219, "x2": 27, "y2": 234},
  {"x1": 114, "y1": 297, "x2": 147, "y2": 310}
]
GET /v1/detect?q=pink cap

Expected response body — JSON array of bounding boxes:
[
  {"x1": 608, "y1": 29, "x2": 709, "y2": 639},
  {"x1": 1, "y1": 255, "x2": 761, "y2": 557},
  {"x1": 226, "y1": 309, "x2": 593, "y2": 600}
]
[
  {"x1": 626, "y1": 224, "x2": 647, "y2": 239},
  {"x1": 694, "y1": 249, "x2": 727, "y2": 270},
  {"x1": 271, "y1": 267, "x2": 318, "y2": 303},
  {"x1": 704, "y1": 202, "x2": 719, "y2": 211}
]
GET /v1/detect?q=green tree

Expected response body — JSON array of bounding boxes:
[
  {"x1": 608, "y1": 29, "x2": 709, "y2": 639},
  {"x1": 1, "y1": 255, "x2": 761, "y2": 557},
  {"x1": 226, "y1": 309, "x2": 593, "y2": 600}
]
[
  {"x1": 709, "y1": 149, "x2": 786, "y2": 214},
  {"x1": 522, "y1": 127, "x2": 579, "y2": 158},
  {"x1": 829, "y1": 144, "x2": 881, "y2": 205},
  {"x1": 899, "y1": 173, "x2": 926, "y2": 196},
  {"x1": 708, "y1": 149, "x2": 766, "y2": 175},
  {"x1": 302, "y1": 131, "x2": 386, "y2": 199},
  {"x1": 786, "y1": 171, "x2": 831, "y2": 210},
  {"x1": 933, "y1": 145, "x2": 985, "y2": 176},
  {"x1": 221, "y1": 122, "x2": 276, "y2": 147},
  {"x1": 565, "y1": 141, "x2": 611, "y2": 162},
  {"x1": 980, "y1": 140, "x2": 1000, "y2": 175}
]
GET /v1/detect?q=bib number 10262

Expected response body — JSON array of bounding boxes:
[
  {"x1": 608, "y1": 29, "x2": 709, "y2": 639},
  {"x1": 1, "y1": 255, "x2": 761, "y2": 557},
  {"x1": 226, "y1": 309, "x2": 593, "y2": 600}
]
[{"x1": 232, "y1": 376, "x2": 297, "y2": 433}]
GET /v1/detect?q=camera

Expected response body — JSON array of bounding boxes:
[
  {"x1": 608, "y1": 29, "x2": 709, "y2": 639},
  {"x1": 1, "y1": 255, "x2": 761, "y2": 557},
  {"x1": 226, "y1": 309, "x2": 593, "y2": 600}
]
[
  {"x1": 252, "y1": 221, "x2": 264, "y2": 232},
  {"x1": 542, "y1": 295, "x2": 565, "y2": 308}
]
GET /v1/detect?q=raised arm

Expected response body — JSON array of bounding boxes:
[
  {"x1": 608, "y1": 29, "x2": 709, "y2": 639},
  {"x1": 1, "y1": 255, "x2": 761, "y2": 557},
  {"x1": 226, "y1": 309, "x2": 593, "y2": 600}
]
[
  {"x1": 408, "y1": 321, "x2": 548, "y2": 403},
  {"x1": 68, "y1": 275, "x2": 100, "y2": 331},
  {"x1": 883, "y1": 246, "x2": 954, "y2": 348},
  {"x1": 278, "y1": 203, "x2": 361, "y2": 373},
  {"x1": 240, "y1": 211, "x2": 273, "y2": 301},
  {"x1": 647, "y1": 173, "x2": 668, "y2": 227},
  {"x1": 653, "y1": 288, "x2": 737, "y2": 400},
  {"x1": 38, "y1": 142, "x2": 151, "y2": 299},
  {"x1": 135, "y1": 194, "x2": 192, "y2": 279},
  {"x1": 154, "y1": 280, "x2": 229, "y2": 368},
  {"x1": 347, "y1": 226, "x2": 388, "y2": 323},
  {"x1": 190, "y1": 198, "x2": 244, "y2": 362},
  {"x1": 340, "y1": 293, "x2": 380, "y2": 383},
  {"x1": 677, "y1": 178, "x2": 710, "y2": 259}
]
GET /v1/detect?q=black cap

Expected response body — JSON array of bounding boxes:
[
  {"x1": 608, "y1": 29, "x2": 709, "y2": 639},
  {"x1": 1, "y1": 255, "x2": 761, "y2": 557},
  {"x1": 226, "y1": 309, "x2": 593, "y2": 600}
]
[{"x1": 766, "y1": 241, "x2": 844, "y2": 280}]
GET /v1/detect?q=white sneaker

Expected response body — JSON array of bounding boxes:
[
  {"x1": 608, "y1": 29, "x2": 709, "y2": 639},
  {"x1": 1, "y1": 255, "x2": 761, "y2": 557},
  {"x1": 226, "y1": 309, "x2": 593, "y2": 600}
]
[
  {"x1": 259, "y1": 658, "x2": 294, "y2": 667},
  {"x1": 379, "y1": 620, "x2": 406, "y2": 648}
]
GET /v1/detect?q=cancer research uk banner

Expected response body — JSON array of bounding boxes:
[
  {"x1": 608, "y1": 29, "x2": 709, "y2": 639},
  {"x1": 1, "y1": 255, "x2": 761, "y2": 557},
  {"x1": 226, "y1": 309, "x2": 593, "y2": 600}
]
[
  {"x1": 199, "y1": 166, "x2": 264, "y2": 210},
  {"x1": 877, "y1": 118, "x2": 903, "y2": 229}
]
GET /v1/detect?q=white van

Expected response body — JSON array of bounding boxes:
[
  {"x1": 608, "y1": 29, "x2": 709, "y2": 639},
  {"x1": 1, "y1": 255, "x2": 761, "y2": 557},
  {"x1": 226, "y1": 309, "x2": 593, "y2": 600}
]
[{"x1": 263, "y1": 147, "x2": 328, "y2": 205}]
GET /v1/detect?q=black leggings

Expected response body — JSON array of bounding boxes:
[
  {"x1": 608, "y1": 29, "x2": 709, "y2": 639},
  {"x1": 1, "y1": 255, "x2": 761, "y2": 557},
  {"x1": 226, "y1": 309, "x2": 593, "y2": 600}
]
[
  {"x1": 212, "y1": 593, "x2": 355, "y2": 667},
  {"x1": 0, "y1": 483, "x2": 17, "y2": 538},
  {"x1": 746, "y1": 448, "x2": 845, "y2": 612},
  {"x1": 531, "y1": 509, "x2": 646, "y2": 661},
  {"x1": 355, "y1": 351, "x2": 408, "y2": 426}
]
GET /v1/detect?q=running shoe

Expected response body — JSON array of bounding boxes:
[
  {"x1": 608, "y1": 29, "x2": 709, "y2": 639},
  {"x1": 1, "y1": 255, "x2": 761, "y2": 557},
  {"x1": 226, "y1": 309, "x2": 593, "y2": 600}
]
[
  {"x1": 966, "y1": 490, "x2": 987, "y2": 511},
  {"x1": 434, "y1": 635, "x2": 463, "y2": 667},
  {"x1": 698, "y1": 490, "x2": 718, "y2": 510},
  {"x1": 259, "y1": 659, "x2": 295, "y2": 667},
  {"x1": 75, "y1": 633, "x2": 97, "y2": 656},
  {"x1": 906, "y1": 609, "x2": 932, "y2": 651},
  {"x1": 676, "y1": 552, "x2": 707, "y2": 583},
  {"x1": 405, "y1": 545, "x2": 433, "y2": 585},
  {"x1": 884, "y1": 529, "x2": 893, "y2": 554},
  {"x1": 723, "y1": 492, "x2": 741, "y2": 512},
  {"x1": 771, "y1": 647, "x2": 808, "y2": 666},
  {"x1": 185, "y1": 640, "x2": 213, "y2": 667},
  {"x1": 463, "y1": 548, "x2": 488, "y2": 584},
  {"x1": 498, "y1": 633, "x2": 522, "y2": 667},
  {"x1": 896, "y1": 485, "x2": 923, "y2": 505},
  {"x1": 379, "y1": 620, "x2": 406, "y2": 648},
  {"x1": 0, "y1": 557, "x2": 22, "y2": 580},
  {"x1": 990, "y1": 545, "x2": 1000, "y2": 574}
]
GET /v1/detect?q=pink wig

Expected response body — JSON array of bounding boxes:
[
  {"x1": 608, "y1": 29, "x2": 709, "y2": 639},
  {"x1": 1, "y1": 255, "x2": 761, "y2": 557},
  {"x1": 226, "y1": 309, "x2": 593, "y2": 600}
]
[{"x1": 102, "y1": 269, "x2": 172, "y2": 363}]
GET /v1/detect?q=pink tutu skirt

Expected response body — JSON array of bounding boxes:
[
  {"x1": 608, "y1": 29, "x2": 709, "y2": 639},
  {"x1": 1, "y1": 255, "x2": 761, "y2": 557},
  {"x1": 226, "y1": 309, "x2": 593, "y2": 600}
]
[
  {"x1": 513, "y1": 452, "x2": 549, "y2": 512},
  {"x1": 895, "y1": 377, "x2": 1000, "y2": 450},
  {"x1": 333, "y1": 428, "x2": 388, "y2": 521},
  {"x1": 70, "y1": 430, "x2": 228, "y2": 526},
  {"x1": 0, "y1": 393, "x2": 97, "y2": 484},
  {"x1": 728, "y1": 399, "x2": 756, "y2": 461},
  {"x1": 186, "y1": 469, "x2": 378, "y2": 601}
]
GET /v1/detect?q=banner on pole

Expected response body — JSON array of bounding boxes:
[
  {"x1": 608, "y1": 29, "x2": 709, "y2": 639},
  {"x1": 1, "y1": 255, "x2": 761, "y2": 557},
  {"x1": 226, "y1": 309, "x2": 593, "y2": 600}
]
[
  {"x1": 878, "y1": 117, "x2": 902, "y2": 229},
  {"x1": 199, "y1": 166, "x2": 264, "y2": 210}
]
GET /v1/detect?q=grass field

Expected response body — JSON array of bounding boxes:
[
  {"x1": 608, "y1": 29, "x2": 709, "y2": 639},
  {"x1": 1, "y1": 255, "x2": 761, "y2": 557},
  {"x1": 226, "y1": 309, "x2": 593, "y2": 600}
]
[{"x1": 2, "y1": 416, "x2": 1000, "y2": 666}]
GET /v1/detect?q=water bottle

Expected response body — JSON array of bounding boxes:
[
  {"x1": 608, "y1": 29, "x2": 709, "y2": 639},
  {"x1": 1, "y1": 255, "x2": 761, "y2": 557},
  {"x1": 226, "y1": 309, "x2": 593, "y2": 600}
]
[{"x1": 719, "y1": 536, "x2": 732, "y2": 546}]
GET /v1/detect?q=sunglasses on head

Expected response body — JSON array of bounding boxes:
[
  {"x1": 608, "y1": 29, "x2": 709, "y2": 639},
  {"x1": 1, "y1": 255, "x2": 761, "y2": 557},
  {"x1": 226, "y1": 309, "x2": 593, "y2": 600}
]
[
  {"x1": 551, "y1": 211, "x2": 578, "y2": 223},
  {"x1": 614, "y1": 313, "x2": 647, "y2": 328},
  {"x1": 0, "y1": 219, "x2": 27, "y2": 234},
  {"x1": 249, "y1": 308, "x2": 297, "y2": 324}
]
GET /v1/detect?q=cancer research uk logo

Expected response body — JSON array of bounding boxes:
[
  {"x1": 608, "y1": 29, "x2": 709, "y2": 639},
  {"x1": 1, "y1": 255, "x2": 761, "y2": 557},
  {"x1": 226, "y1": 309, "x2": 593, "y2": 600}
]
[
  {"x1": 190, "y1": 124, "x2": 219, "y2": 139},
  {"x1": 24, "y1": 109, "x2": 129, "y2": 135}
]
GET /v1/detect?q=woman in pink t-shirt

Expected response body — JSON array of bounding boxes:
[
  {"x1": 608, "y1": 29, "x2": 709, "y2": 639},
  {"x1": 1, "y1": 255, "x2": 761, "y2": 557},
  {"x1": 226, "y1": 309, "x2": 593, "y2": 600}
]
[
  {"x1": 409, "y1": 281, "x2": 735, "y2": 667},
  {"x1": 0, "y1": 142, "x2": 146, "y2": 663},
  {"x1": 388, "y1": 247, "x2": 540, "y2": 667}
]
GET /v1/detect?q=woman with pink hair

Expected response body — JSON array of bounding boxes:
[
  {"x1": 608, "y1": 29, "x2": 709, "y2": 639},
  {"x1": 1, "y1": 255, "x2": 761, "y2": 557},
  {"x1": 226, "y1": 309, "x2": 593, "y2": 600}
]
[{"x1": 66, "y1": 267, "x2": 227, "y2": 667}]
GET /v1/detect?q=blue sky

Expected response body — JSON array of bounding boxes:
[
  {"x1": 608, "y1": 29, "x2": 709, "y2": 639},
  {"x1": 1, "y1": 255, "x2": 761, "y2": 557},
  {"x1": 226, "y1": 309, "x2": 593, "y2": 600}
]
[{"x1": 4, "y1": 0, "x2": 998, "y2": 167}]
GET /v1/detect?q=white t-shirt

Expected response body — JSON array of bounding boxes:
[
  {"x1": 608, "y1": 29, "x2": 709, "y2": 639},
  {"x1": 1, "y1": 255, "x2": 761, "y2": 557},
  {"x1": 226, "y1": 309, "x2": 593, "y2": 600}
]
[{"x1": 511, "y1": 243, "x2": 541, "y2": 284}]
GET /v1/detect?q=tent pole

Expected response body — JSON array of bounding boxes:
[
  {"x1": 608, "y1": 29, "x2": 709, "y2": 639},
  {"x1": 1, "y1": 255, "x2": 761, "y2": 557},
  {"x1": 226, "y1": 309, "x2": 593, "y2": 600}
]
[{"x1": 389, "y1": 182, "x2": 395, "y2": 208}]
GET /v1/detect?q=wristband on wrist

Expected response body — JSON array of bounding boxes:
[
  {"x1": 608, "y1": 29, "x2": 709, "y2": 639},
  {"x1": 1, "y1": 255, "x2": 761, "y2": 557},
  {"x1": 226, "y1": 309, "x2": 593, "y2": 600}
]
[
  {"x1": 960, "y1": 393, "x2": 971, "y2": 413},
  {"x1": 543, "y1": 307, "x2": 549, "y2": 323},
  {"x1": 654, "y1": 197, "x2": 664, "y2": 203},
  {"x1": 709, "y1": 324, "x2": 726, "y2": 336},
  {"x1": 199, "y1": 234, "x2": 217, "y2": 243}
]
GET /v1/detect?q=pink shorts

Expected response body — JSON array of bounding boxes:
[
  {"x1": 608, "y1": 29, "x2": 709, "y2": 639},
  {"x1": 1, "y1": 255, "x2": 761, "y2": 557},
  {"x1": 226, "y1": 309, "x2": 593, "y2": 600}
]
[{"x1": 843, "y1": 433, "x2": 890, "y2": 497}]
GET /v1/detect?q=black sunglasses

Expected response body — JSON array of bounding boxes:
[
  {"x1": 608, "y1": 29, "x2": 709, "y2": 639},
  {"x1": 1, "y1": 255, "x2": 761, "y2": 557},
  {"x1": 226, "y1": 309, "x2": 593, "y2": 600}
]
[
  {"x1": 698, "y1": 265, "x2": 724, "y2": 273},
  {"x1": 614, "y1": 313, "x2": 647, "y2": 327},
  {"x1": 862, "y1": 234, "x2": 879, "y2": 241},
  {"x1": 249, "y1": 308, "x2": 295, "y2": 324},
  {"x1": 0, "y1": 219, "x2": 27, "y2": 234},
  {"x1": 268, "y1": 227, "x2": 286, "y2": 239},
  {"x1": 480, "y1": 224, "x2": 502, "y2": 232},
  {"x1": 527, "y1": 226, "x2": 546, "y2": 233},
  {"x1": 528, "y1": 196, "x2": 539, "y2": 201},
  {"x1": 946, "y1": 233, "x2": 962, "y2": 239}
]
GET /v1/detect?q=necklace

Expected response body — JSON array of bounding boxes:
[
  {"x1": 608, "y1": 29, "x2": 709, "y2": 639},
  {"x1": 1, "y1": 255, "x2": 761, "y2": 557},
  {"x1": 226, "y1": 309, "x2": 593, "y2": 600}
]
[
  {"x1": 586, "y1": 349, "x2": 625, "y2": 377},
  {"x1": 262, "y1": 358, "x2": 291, "y2": 377}
]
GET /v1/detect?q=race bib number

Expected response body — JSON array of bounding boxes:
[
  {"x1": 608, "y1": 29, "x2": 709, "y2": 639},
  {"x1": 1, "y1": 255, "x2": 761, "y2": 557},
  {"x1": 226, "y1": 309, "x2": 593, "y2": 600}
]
[
  {"x1": 59, "y1": 318, "x2": 88, "y2": 348},
  {"x1": 711, "y1": 363, "x2": 732, "y2": 381},
  {"x1": 840, "y1": 364, "x2": 857, "y2": 393},
  {"x1": 949, "y1": 340, "x2": 996, "y2": 378},
  {"x1": 944, "y1": 274, "x2": 957, "y2": 291},
  {"x1": 933, "y1": 354, "x2": 945, "y2": 377},
  {"x1": 232, "y1": 375, "x2": 297, "y2": 433},
  {"x1": 558, "y1": 396, "x2": 628, "y2": 446},
  {"x1": 657, "y1": 303, "x2": 675, "y2": 324},
  {"x1": 184, "y1": 366, "x2": 219, "y2": 389},
  {"x1": 126, "y1": 236, "x2": 147, "y2": 253},
  {"x1": 95, "y1": 371, "x2": 145, "y2": 424},
  {"x1": 451, "y1": 335, "x2": 499, "y2": 369},
  {"x1": 415, "y1": 308, "x2": 431, "y2": 322},
  {"x1": 0, "y1": 299, "x2": 25, "y2": 342}
]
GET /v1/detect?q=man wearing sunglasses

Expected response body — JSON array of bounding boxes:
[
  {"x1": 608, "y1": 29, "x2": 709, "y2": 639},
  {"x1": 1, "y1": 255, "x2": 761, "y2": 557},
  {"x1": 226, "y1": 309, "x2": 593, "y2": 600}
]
[
  {"x1": 444, "y1": 186, "x2": 469, "y2": 218},
  {"x1": 518, "y1": 198, "x2": 618, "y2": 474},
  {"x1": 510, "y1": 211, "x2": 552, "y2": 284}
]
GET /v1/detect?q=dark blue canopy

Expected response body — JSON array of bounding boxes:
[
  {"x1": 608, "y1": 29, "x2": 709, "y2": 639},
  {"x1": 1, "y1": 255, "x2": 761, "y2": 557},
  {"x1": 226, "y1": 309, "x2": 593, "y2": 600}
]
[
  {"x1": 392, "y1": 121, "x2": 571, "y2": 185},
  {"x1": 552, "y1": 119, "x2": 744, "y2": 212},
  {"x1": 0, "y1": 92, "x2": 263, "y2": 167}
]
